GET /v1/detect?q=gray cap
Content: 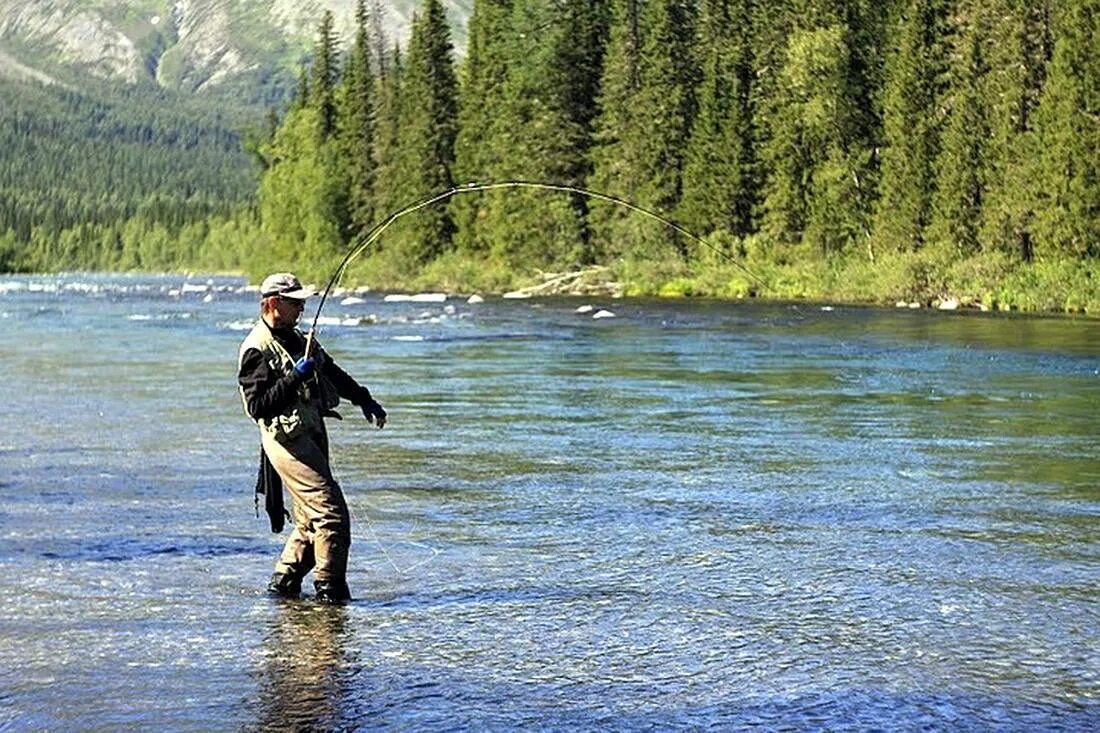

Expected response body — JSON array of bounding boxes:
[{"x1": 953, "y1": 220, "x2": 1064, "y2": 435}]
[{"x1": 260, "y1": 272, "x2": 316, "y2": 299}]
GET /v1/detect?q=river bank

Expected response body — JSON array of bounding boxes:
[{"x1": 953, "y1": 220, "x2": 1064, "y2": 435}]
[
  {"x1": 9, "y1": 243, "x2": 1098, "y2": 318},
  {"x1": 344, "y1": 247, "x2": 1100, "y2": 317}
]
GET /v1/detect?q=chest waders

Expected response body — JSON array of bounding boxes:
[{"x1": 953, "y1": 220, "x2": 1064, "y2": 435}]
[{"x1": 239, "y1": 322, "x2": 351, "y2": 595}]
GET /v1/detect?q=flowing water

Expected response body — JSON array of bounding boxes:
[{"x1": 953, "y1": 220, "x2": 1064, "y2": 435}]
[{"x1": 1, "y1": 273, "x2": 1097, "y2": 731}]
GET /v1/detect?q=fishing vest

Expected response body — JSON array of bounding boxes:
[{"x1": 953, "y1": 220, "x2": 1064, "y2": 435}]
[{"x1": 238, "y1": 321, "x2": 340, "y2": 443}]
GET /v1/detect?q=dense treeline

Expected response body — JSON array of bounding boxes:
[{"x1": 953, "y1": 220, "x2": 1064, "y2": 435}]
[
  {"x1": 249, "y1": 0, "x2": 1098, "y2": 311},
  {"x1": 0, "y1": 77, "x2": 258, "y2": 271},
  {"x1": 6, "y1": 0, "x2": 1099, "y2": 312}
]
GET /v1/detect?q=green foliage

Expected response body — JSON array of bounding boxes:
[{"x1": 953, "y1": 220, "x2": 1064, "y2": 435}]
[
  {"x1": 452, "y1": 0, "x2": 514, "y2": 254},
  {"x1": 385, "y1": 0, "x2": 460, "y2": 264},
  {"x1": 258, "y1": 106, "x2": 345, "y2": 281},
  {"x1": 926, "y1": 9, "x2": 988, "y2": 258},
  {"x1": 977, "y1": 0, "x2": 1052, "y2": 261},
  {"x1": 1029, "y1": 0, "x2": 1100, "y2": 259},
  {"x1": 311, "y1": 10, "x2": 340, "y2": 138},
  {"x1": 678, "y1": 0, "x2": 757, "y2": 239},
  {"x1": 760, "y1": 25, "x2": 870, "y2": 256},
  {"x1": 586, "y1": 0, "x2": 645, "y2": 260},
  {"x1": 590, "y1": 0, "x2": 699, "y2": 263},
  {"x1": 336, "y1": 0, "x2": 378, "y2": 239},
  {"x1": 3, "y1": 0, "x2": 1099, "y2": 318},
  {"x1": 372, "y1": 43, "x2": 405, "y2": 226},
  {"x1": 873, "y1": 0, "x2": 950, "y2": 253},
  {"x1": 472, "y1": 0, "x2": 605, "y2": 270},
  {"x1": 0, "y1": 76, "x2": 256, "y2": 272}
]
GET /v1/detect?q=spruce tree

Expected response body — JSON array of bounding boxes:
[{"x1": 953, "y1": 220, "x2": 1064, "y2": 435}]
[
  {"x1": 759, "y1": 24, "x2": 869, "y2": 255},
  {"x1": 678, "y1": 0, "x2": 757, "y2": 242},
  {"x1": 368, "y1": 0, "x2": 391, "y2": 76},
  {"x1": 337, "y1": 0, "x2": 378, "y2": 239},
  {"x1": 589, "y1": 0, "x2": 698, "y2": 262},
  {"x1": 1030, "y1": 0, "x2": 1100, "y2": 259},
  {"x1": 927, "y1": 8, "x2": 989, "y2": 259},
  {"x1": 294, "y1": 67, "x2": 310, "y2": 111},
  {"x1": 311, "y1": 10, "x2": 340, "y2": 139},
  {"x1": 389, "y1": 0, "x2": 459, "y2": 264},
  {"x1": 872, "y1": 0, "x2": 951, "y2": 253},
  {"x1": 257, "y1": 15, "x2": 348, "y2": 278},
  {"x1": 555, "y1": 0, "x2": 612, "y2": 263},
  {"x1": 451, "y1": 0, "x2": 514, "y2": 255},
  {"x1": 472, "y1": 0, "x2": 609, "y2": 270},
  {"x1": 372, "y1": 41, "x2": 404, "y2": 229},
  {"x1": 587, "y1": 0, "x2": 644, "y2": 262},
  {"x1": 979, "y1": 0, "x2": 1054, "y2": 260}
]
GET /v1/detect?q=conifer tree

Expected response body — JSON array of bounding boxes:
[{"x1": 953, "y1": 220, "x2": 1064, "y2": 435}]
[
  {"x1": 311, "y1": 10, "x2": 340, "y2": 139},
  {"x1": 872, "y1": 0, "x2": 951, "y2": 253},
  {"x1": 589, "y1": 0, "x2": 698, "y2": 262},
  {"x1": 678, "y1": 0, "x2": 757, "y2": 242},
  {"x1": 927, "y1": 8, "x2": 988, "y2": 258},
  {"x1": 587, "y1": 0, "x2": 644, "y2": 261},
  {"x1": 472, "y1": 0, "x2": 609, "y2": 269},
  {"x1": 294, "y1": 67, "x2": 310, "y2": 111},
  {"x1": 389, "y1": 0, "x2": 459, "y2": 264},
  {"x1": 555, "y1": 0, "x2": 612, "y2": 262},
  {"x1": 372, "y1": 42, "x2": 404, "y2": 229},
  {"x1": 760, "y1": 24, "x2": 869, "y2": 255},
  {"x1": 368, "y1": 0, "x2": 391, "y2": 76},
  {"x1": 337, "y1": 0, "x2": 378, "y2": 239},
  {"x1": 979, "y1": 0, "x2": 1053, "y2": 260},
  {"x1": 1030, "y1": 0, "x2": 1100, "y2": 258},
  {"x1": 258, "y1": 15, "x2": 349, "y2": 278},
  {"x1": 452, "y1": 0, "x2": 514, "y2": 254}
]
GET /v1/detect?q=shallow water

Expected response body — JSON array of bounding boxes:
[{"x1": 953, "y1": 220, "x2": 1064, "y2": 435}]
[{"x1": 1, "y1": 273, "x2": 1098, "y2": 730}]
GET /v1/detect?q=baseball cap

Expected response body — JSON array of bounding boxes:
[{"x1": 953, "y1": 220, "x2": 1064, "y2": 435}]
[{"x1": 260, "y1": 272, "x2": 317, "y2": 300}]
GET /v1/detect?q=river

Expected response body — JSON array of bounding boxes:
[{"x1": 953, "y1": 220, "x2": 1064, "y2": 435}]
[{"x1": 1, "y1": 273, "x2": 1097, "y2": 730}]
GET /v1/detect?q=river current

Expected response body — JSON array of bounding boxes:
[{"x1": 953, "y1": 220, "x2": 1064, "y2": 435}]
[{"x1": 1, "y1": 273, "x2": 1097, "y2": 730}]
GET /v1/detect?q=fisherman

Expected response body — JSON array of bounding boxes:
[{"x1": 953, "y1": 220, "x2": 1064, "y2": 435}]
[{"x1": 237, "y1": 272, "x2": 386, "y2": 603}]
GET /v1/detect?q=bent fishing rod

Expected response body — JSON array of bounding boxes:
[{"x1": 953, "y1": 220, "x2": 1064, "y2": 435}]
[{"x1": 304, "y1": 180, "x2": 765, "y2": 355}]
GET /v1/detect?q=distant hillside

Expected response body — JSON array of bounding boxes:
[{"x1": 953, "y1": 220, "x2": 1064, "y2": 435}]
[
  {"x1": 0, "y1": 72, "x2": 261, "y2": 271},
  {"x1": 0, "y1": 1, "x2": 475, "y2": 272},
  {"x1": 0, "y1": 0, "x2": 471, "y2": 103}
]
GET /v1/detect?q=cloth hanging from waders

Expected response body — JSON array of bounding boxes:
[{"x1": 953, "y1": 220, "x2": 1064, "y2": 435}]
[{"x1": 255, "y1": 447, "x2": 290, "y2": 533}]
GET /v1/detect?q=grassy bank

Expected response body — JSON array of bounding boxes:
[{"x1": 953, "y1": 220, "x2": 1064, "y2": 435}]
[{"x1": 339, "y1": 245, "x2": 1100, "y2": 316}]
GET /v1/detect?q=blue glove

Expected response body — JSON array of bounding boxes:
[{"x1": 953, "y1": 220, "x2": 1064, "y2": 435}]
[{"x1": 294, "y1": 357, "x2": 315, "y2": 378}]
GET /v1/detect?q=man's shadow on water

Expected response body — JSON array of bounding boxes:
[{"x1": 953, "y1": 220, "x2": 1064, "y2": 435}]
[{"x1": 249, "y1": 600, "x2": 357, "y2": 732}]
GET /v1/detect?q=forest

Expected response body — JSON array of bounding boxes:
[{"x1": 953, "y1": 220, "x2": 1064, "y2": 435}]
[{"x1": 2, "y1": 0, "x2": 1098, "y2": 313}]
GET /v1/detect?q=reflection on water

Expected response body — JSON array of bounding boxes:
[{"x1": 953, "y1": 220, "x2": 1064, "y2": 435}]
[
  {"x1": 252, "y1": 603, "x2": 353, "y2": 733},
  {"x1": 0, "y1": 274, "x2": 1098, "y2": 730}
]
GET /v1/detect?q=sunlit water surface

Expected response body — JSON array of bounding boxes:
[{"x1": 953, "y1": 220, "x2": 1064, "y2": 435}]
[{"x1": 1, "y1": 273, "x2": 1097, "y2": 730}]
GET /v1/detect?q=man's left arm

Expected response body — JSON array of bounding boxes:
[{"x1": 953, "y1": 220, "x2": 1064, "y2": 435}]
[{"x1": 320, "y1": 350, "x2": 387, "y2": 427}]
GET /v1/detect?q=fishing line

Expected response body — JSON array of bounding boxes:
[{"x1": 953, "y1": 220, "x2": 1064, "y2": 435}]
[
  {"x1": 304, "y1": 180, "x2": 766, "y2": 354},
  {"x1": 360, "y1": 504, "x2": 440, "y2": 576},
  {"x1": 298, "y1": 181, "x2": 764, "y2": 578}
]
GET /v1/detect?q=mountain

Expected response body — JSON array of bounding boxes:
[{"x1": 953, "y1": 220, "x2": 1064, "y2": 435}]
[
  {"x1": 0, "y1": 1, "x2": 479, "y2": 269},
  {"x1": 0, "y1": 0, "x2": 471, "y2": 101}
]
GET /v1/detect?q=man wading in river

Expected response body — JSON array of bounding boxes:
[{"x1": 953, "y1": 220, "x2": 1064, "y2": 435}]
[{"x1": 237, "y1": 272, "x2": 387, "y2": 603}]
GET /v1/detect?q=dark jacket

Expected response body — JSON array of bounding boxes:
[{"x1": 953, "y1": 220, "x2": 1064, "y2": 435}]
[{"x1": 237, "y1": 323, "x2": 375, "y2": 421}]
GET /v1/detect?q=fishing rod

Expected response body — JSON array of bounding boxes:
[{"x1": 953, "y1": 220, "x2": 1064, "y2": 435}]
[{"x1": 304, "y1": 180, "x2": 766, "y2": 355}]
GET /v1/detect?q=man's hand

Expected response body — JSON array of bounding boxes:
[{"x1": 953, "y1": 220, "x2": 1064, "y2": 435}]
[
  {"x1": 361, "y1": 400, "x2": 387, "y2": 429},
  {"x1": 293, "y1": 357, "x2": 315, "y2": 378}
]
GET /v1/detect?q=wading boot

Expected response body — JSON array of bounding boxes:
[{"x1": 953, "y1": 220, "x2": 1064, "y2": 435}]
[
  {"x1": 266, "y1": 572, "x2": 302, "y2": 599},
  {"x1": 314, "y1": 579, "x2": 351, "y2": 604}
]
